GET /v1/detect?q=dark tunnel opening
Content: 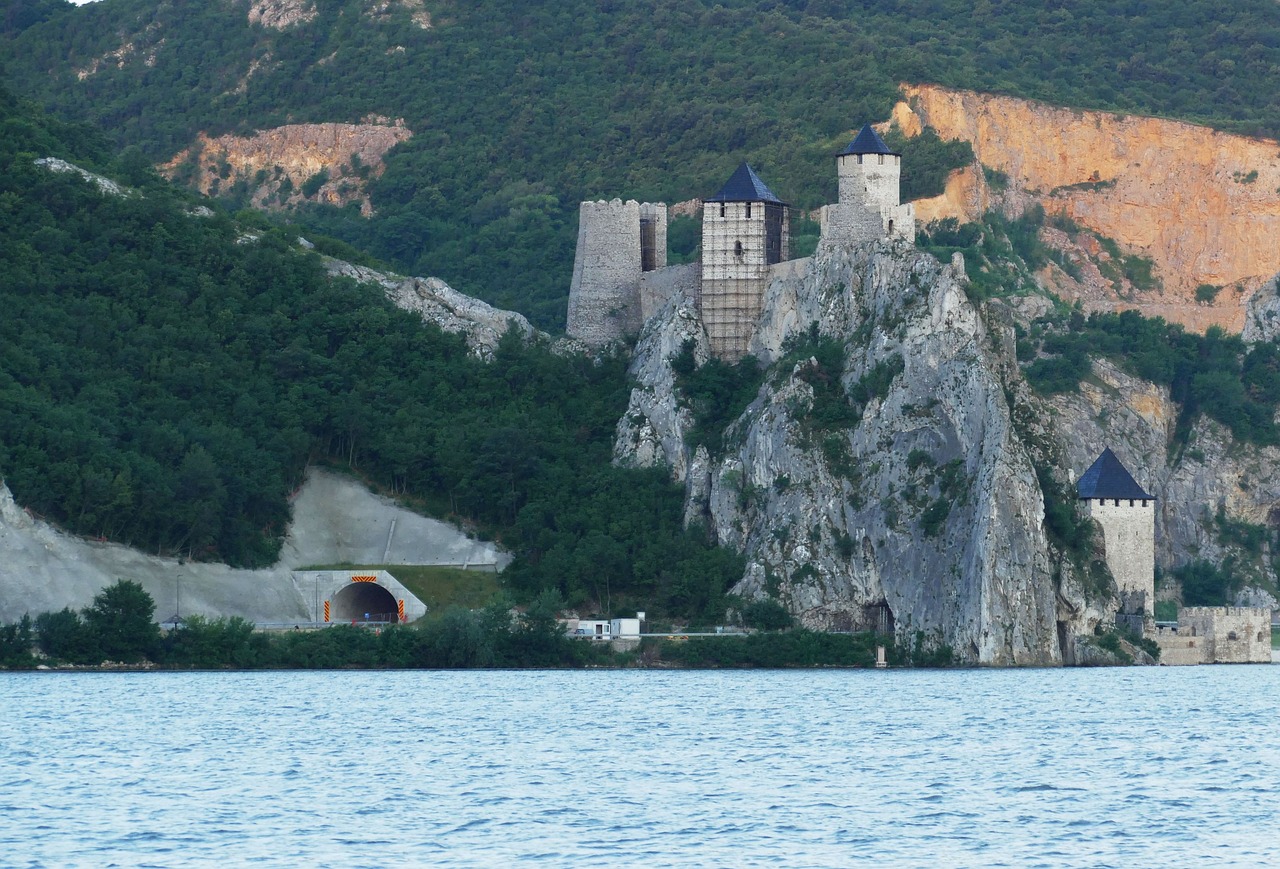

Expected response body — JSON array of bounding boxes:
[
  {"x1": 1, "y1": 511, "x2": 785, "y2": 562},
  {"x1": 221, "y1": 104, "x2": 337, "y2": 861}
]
[{"x1": 332, "y1": 582, "x2": 399, "y2": 623}]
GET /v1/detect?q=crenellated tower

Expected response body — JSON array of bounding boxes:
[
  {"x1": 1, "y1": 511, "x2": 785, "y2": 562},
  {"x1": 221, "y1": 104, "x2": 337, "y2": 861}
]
[
  {"x1": 821, "y1": 124, "x2": 915, "y2": 245},
  {"x1": 700, "y1": 163, "x2": 790, "y2": 360},
  {"x1": 1077, "y1": 448, "x2": 1156, "y2": 631},
  {"x1": 566, "y1": 199, "x2": 667, "y2": 347}
]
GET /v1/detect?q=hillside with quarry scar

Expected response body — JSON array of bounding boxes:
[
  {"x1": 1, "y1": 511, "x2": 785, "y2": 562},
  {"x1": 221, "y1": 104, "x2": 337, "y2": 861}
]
[{"x1": 902, "y1": 84, "x2": 1280, "y2": 334}]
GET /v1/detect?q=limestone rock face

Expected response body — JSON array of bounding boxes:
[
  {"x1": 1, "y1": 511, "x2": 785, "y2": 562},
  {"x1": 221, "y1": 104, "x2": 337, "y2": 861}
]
[
  {"x1": 324, "y1": 260, "x2": 538, "y2": 357},
  {"x1": 613, "y1": 295, "x2": 708, "y2": 483},
  {"x1": 901, "y1": 83, "x2": 1280, "y2": 334},
  {"x1": 161, "y1": 122, "x2": 412, "y2": 215},
  {"x1": 618, "y1": 239, "x2": 1075, "y2": 665}
]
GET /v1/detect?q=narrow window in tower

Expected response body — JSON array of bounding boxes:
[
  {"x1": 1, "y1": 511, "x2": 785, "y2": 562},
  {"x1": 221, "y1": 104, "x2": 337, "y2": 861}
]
[
  {"x1": 745, "y1": 203, "x2": 751, "y2": 218},
  {"x1": 857, "y1": 154, "x2": 863, "y2": 164},
  {"x1": 734, "y1": 240, "x2": 743, "y2": 256},
  {"x1": 878, "y1": 154, "x2": 885, "y2": 164},
  {"x1": 888, "y1": 219, "x2": 894, "y2": 235},
  {"x1": 720, "y1": 203, "x2": 726, "y2": 217}
]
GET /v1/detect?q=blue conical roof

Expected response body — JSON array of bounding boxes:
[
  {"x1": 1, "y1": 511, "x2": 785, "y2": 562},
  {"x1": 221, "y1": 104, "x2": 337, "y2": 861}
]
[
  {"x1": 704, "y1": 162, "x2": 785, "y2": 204},
  {"x1": 839, "y1": 124, "x2": 896, "y2": 156},
  {"x1": 1077, "y1": 448, "x2": 1154, "y2": 500}
]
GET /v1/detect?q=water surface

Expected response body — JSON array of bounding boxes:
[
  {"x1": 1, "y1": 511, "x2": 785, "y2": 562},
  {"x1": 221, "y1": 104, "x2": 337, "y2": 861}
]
[{"x1": 2, "y1": 667, "x2": 1277, "y2": 867}]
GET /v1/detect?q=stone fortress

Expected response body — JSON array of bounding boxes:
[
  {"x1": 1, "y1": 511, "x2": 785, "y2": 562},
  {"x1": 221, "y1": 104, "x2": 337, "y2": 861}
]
[
  {"x1": 1078, "y1": 449, "x2": 1272, "y2": 664},
  {"x1": 566, "y1": 124, "x2": 914, "y2": 359},
  {"x1": 567, "y1": 118, "x2": 1270, "y2": 665}
]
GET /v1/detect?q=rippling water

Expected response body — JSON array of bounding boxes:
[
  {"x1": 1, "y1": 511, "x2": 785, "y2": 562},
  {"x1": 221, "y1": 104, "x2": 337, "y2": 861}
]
[{"x1": 2, "y1": 666, "x2": 1278, "y2": 867}]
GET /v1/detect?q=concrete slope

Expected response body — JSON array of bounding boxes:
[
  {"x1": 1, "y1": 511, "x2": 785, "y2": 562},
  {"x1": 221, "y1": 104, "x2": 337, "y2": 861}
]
[{"x1": 0, "y1": 469, "x2": 507, "y2": 624}]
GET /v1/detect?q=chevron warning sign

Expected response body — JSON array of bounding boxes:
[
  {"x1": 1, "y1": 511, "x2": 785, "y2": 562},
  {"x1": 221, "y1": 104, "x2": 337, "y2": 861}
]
[
  {"x1": 398, "y1": 600, "x2": 406, "y2": 622},
  {"x1": 323, "y1": 600, "x2": 330, "y2": 623}
]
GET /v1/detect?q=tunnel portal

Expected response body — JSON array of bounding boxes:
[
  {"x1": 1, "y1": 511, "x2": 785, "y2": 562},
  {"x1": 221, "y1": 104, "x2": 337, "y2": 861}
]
[{"x1": 331, "y1": 580, "x2": 399, "y2": 623}]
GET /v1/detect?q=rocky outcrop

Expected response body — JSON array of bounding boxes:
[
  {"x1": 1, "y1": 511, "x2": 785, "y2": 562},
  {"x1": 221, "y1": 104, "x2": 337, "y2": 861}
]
[
  {"x1": 900, "y1": 84, "x2": 1280, "y2": 334},
  {"x1": 616, "y1": 238, "x2": 1092, "y2": 665},
  {"x1": 161, "y1": 122, "x2": 412, "y2": 216},
  {"x1": 325, "y1": 259, "x2": 539, "y2": 357},
  {"x1": 35, "y1": 158, "x2": 131, "y2": 198},
  {"x1": 247, "y1": 0, "x2": 317, "y2": 29}
]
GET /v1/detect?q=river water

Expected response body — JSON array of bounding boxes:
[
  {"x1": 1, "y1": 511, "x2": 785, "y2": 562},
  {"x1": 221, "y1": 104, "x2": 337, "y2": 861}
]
[{"x1": 2, "y1": 666, "x2": 1277, "y2": 867}]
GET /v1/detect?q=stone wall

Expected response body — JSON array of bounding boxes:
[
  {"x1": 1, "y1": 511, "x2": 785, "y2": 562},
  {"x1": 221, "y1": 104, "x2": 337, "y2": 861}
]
[
  {"x1": 1152, "y1": 607, "x2": 1271, "y2": 664},
  {"x1": 1087, "y1": 498, "x2": 1155, "y2": 616},
  {"x1": 567, "y1": 199, "x2": 659, "y2": 346},
  {"x1": 1180, "y1": 606, "x2": 1272, "y2": 663},
  {"x1": 638, "y1": 262, "x2": 700, "y2": 323}
]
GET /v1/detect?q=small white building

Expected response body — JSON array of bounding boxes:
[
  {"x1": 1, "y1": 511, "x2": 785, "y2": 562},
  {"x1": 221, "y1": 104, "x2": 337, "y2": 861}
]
[{"x1": 564, "y1": 612, "x2": 646, "y2": 641}]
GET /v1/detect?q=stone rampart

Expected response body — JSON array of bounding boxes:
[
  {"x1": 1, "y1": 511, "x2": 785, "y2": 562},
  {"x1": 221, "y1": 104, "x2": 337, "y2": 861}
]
[
  {"x1": 638, "y1": 262, "x2": 700, "y2": 322},
  {"x1": 1179, "y1": 606, "x2": 1271, "y2": 663}
]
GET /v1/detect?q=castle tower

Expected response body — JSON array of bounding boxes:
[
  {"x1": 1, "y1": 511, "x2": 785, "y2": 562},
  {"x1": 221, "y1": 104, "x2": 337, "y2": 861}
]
[
  {"x1": 1077, "y1": 448, "x2": 1156, "y2": 628},
  {"x1": 700, "y1": 163, "x2": 789, "y2": 360},
  {"x1": 566, "y1": 199, "x2": 667, "y2": 347},
  {"x1": 821, "y1": 124, "x2": 915, "y2": 244}
]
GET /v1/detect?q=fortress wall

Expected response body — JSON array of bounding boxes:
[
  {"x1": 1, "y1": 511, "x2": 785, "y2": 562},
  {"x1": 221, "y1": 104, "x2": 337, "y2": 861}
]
[
  {"x1": 819, "y1": 202, "x2": 888, "y2": 246},
  {"x1": 1151, "y1": 627, "x2": 1204, "y2": 665},
  {"x1": 889, "y1": 202, "x2": 916, "y2": 241},
  {"x1": 1180, "y1": 606, "x2": 1272, "y2": 663},
  {"x1": 1088, "y1": 499, "x2": 1155, "y2": 615},
  {"x1": 638, "y1": 262, "x2": 700, "y2": 321},
  {"x1": 567, "y1": 199, "x2": 643, "y2": 346}
]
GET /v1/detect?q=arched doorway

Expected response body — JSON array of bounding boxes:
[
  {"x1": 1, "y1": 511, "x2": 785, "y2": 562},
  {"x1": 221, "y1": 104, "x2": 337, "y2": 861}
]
[{"x1": 332, "y1": 581, "x2": 399, "y2": 623}]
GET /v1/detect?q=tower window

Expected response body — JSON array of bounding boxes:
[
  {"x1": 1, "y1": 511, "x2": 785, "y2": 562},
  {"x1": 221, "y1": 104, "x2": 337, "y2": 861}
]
[
  {"x1": 734, "y1": 240, "x2": 743, "y2": 256},
  {"x1": 745, "y1": 203, "x2": 751, "y2": 218},
  {"x1": 888, "y1": 219, "x2": 894, "y2": 235},
  {"x1": 720, "y1": 203, "x2": 726, "y2": 217},
  {"x1": 878, "y1": 154, "x2": 885, "y2": 164}
]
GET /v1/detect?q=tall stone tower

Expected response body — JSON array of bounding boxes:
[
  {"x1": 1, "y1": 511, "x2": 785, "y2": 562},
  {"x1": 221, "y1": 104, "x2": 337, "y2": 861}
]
[
  {"x1": 566, "y1": 199, "x2": 667, "y2": 347},
  {"x1": 700, "y1": 163, "x2": 790, "y2": 360},
  {"x1": 1077, "y1": 448, "x2": 1156, "y2": 628},
  {"x1": 821, "y1": 124, "x2": 915, "y2": 245}
]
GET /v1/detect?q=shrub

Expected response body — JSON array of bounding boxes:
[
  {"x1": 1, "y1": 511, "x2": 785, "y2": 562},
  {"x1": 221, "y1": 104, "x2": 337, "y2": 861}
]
[{"x1": 742, "y1": 598, "x2": 794, "y2": 631}]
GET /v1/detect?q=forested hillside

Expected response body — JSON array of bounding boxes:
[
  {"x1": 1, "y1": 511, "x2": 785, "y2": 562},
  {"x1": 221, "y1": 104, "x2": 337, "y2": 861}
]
[
  {"x1": 7, "y1": 0, "x2": 1280, "y2": 327},
  {"x1": 0, "y1": 86, "x2": 742, "y2": 618}
]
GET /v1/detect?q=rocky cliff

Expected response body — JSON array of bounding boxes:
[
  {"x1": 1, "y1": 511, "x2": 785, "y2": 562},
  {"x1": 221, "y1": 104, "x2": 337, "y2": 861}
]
[
  {"x1": 615, "y1": 238, "x2": 1113, "y2": 665},
  {"x1": 900, "y1": 84, "x2": 1280, "y2": 334},
  {"x1": 161, "y1": 122, "x2": 412, "y2": 216},
  {"x1": 325, "y1": 258, "x2": 540, "y2": 357}
]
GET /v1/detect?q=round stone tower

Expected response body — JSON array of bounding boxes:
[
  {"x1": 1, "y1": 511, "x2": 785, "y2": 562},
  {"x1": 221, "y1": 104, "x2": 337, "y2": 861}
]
[{"x1": 837, "y1": 123, "x2": 902, "y2": 211}]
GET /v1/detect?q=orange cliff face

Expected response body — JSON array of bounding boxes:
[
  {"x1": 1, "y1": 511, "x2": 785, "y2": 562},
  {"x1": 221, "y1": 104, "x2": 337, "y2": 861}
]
[
  {"x1": 160, "y1": 122, "x2": 412, "y2": 217},
  {"x1": 899, "y1": 84, "x2": 1280, "y2": 333}
]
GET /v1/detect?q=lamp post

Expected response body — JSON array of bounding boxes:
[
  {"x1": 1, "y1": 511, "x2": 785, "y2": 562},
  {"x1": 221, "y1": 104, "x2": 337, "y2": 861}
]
[
  {"x1": 314, "y1": 574, "x2": 321, "y2": 625},
  {"x1": 172, "y1": 559, "x2": 184, "y2": 628}
]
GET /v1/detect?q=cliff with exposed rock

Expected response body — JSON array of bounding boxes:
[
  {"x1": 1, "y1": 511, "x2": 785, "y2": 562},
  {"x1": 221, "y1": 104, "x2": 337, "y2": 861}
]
[
  {"x1": 615, "y1": 238, "x2": 1115, "y2": 665},
  {"x1": 900, "y1": 84, "x2": 1280, "y2": 334},
  {"x1": 161, "y1": 122, "x2": 412, "y2": 216}
]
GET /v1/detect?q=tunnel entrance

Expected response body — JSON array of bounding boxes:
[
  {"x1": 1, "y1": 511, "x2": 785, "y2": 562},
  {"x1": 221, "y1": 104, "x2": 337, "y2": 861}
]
[{"x1": 332, "y1": 581, "x2": 399, "y2": 623}]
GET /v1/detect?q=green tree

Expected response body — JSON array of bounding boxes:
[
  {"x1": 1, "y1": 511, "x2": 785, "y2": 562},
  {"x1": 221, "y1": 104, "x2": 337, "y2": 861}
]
[{"x1": 82, "y1": 579, "x2": 160, "y2": 663}]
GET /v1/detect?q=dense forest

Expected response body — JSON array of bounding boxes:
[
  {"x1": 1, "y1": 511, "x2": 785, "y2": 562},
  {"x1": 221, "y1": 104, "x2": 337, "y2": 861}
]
[
  {"x1": 0, "y1": 86, "x2": 741, "y2": 619},
  {"x1": 7, "y1": 0, "x2": 1280, "y2": 326}
]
